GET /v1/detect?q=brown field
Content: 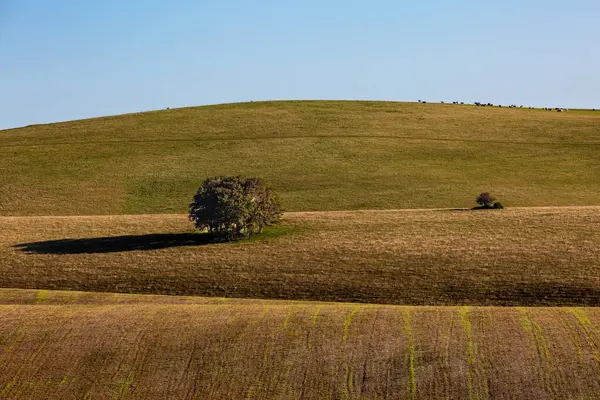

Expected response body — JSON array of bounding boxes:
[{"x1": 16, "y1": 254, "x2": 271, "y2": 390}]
[
  {"x1": 2, "y1": 289, "x2": 600, "y2": 399},
  {"x1": 2, "y1": 207, "x2": 599, "y2": 306}
]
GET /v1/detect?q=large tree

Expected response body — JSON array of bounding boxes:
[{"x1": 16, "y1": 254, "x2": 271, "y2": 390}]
[{"x1": 189, "y1": 176, "x2": 282, "y2": 239}]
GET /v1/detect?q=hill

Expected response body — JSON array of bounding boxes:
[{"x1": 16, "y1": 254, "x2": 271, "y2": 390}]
[
  {"x1": 1, "y1": 101, "x2": 599, "y2": 216},
  {"x1": 2, "y1": 288, "x2": 600, "y2": 400},
  {"x1": 2, "y1": 101, "x2": 600, "y2": 398},
  {"x1": 3, "y1": 207, "x2": 599, "y2": 306}
]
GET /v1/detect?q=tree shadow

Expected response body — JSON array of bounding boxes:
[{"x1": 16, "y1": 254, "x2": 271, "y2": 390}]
[
  {"x1": 437, "y1": 207, "x2": 504, "y2": 212},
  {"x1": 14, "y1": 232, "x2": 222, "y2": 255}
]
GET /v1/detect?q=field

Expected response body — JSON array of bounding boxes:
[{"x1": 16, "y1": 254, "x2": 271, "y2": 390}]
[
  {"x1": 1, "y1": 101, "x2": 600, "y2": 215},
  {"x1": 2, "y1": 207, "x2": 600, "y2": 306},
  {"x1": 3, "y1": 289, "x2": 600, "y2": 400},
  {"x1": 2, "y1": 101, "x2": 600, "y2": 398}
]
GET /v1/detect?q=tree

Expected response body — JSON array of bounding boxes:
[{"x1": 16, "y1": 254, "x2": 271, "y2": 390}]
[
  {"x1": 189, "y1": 176, "x2": 282, "y2": 239},
  {"x1": 475, "y1": 192, "x2": 496, "y2": 208}
]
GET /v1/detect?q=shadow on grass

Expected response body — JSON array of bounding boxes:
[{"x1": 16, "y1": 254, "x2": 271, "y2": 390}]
[
  {"x1": 14, "y1": 232, "x2": 222, "y2": 254},
  {"x1": 15, "y1": 226, "x2": 294, "y2": 255},
  {"x1": 437, "y1": 207, "x2": 506, "y2": 212}
]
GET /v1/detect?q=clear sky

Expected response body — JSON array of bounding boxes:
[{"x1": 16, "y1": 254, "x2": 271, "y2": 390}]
[{"x1": 1, "y1": 0, "x2": 599, "y2": 129}]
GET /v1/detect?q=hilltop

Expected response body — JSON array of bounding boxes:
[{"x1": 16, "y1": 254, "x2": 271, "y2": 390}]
[{"x1": 2, "y1": 101, "x2": 599, "y2": 216}]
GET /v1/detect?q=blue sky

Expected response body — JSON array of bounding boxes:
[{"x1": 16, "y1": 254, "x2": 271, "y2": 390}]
[{"x1": 1, "y1": 0, "x2": 599, "y2": 129}]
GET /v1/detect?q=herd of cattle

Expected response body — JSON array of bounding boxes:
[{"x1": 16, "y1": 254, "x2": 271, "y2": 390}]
[{"x1": 418, "y1": 100, "x2": 571, "y2": 112}]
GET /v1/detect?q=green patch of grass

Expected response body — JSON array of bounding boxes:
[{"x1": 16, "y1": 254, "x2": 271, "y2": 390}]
[
  {"x1": 34, "y1": 290, "x2": 49, "y2": 303},
  {"x1": 246, "y1": 225, "x2": 296, "y2": 242}
]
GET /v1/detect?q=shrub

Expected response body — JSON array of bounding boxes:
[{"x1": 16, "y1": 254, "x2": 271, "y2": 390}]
[
  {"x1": 493, "y1": 202, "x2": 504, "y2": 209},
  {"x1": 475, "y1": 192, "x2": 496, "y2": 208},
  {"x1": 189, "y1": 176, "x2": 282, "y2": 239}
]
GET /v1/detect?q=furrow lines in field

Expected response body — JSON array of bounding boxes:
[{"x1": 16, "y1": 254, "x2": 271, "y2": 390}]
[
  {"x1": 307, "y1": 305, "x2": 322, "y2": 352},
  {"x1": 267, "y1": 306, "x2": 307, "y2": 399},
  {"x1": 222, "y1": 305, "x2": 274, "y2": 399},
  {"x1": 568, "y1": 309, "x2": 600, "y2": 386},
  {"x1": 299, "y1": 305, "x2": 323, "y2": 400},
  {"x1": 247, "y1": 307, "x2": 296, "y2": 399},
  {"x1": 459, "y1": 307, "x2": 489, "y2": 400},
  {"x1": 1, "y1": 310, "x2": 73, "y2": 397},
  {"x1": 103, "y1": 306, "x2": 159, "y2": 400},
  {"x1": 337, "y1": 306, "x2": 361, "y2": 400},
  {"x1": 357, "y1": 308, "x2": 379, "y2": 398},
  {"x1": 518, "y1": 308, "x2": 559, "y2": 399},
  {"x1": 342, "y1": 306, "x2": 361, "y2": 345},
  {"x1": 63, "y1": 304, "x2": 124, "y2": 398},
  {"x1": 559, "y1": 309, "x2": 598, "y2": 397},
  {"x1": 402, "y1": 309, "x2": 417, "y2": 400},
  {"x1": 202, "y1": 307, "x2": 245, "y2": 400},
  {"x1": 0, "y1": 317, "x2": 26, "y2": 375},
  {"x1": 437, "y1": 312, "x2": 452, "y2": 398}
]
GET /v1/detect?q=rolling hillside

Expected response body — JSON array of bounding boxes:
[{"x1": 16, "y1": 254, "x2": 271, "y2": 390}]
[
  {"x1": 2, "y1": 101, "x2": 600, "y2": 398},
  {"x1": 3, "y1": 289, "x2": 600, "y2": 400},
  {"x1": 3, "y1": 207, "x2": 599, "y2": 306},
  {"x1": 2, "y1": 101, "x2": 599, "y2": 215}
]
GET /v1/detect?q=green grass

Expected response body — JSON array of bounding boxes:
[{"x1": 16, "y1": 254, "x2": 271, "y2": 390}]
[
  {"x1": 246, "y1": 225, "x2": 296, "y2": 242},
  {"x1": 2, "y1": 101, "x2": 599, "y2": 215}
]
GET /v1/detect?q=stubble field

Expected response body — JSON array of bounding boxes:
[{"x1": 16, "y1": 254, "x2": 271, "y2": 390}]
[
  {"x1": 3, "y1": 289, "x2": 600, "y2": 399},
  {"x1": 2, "y1": 207, "x2": 599, "y2": 306}
]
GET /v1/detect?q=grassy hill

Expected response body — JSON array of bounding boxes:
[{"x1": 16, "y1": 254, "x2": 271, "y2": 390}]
[
  {"x1": 2, "y1": 101, "x2": 600, "y2": 398},
  {"x1": 3, "y1": 207, "x2": 599, "y2": 306},
  {"x1": 2, "y1": 101, "x2": 599, "y2": 215},
  {"x1": 2, "y1": 289, "x2": 600, "y2": 400}
]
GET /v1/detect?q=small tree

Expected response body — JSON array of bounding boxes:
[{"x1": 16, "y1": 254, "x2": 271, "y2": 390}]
[
  {"x1": 189, "y1": 176, "x2": 282, "y2": 239},
  {"x1": 475, "y1": 192, "x2": 496, "y2": 208}
]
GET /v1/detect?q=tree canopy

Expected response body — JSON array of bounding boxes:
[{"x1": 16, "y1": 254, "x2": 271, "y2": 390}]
[{"x1": 189, "y1": 176, "x2": 282, "y2": 239}]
